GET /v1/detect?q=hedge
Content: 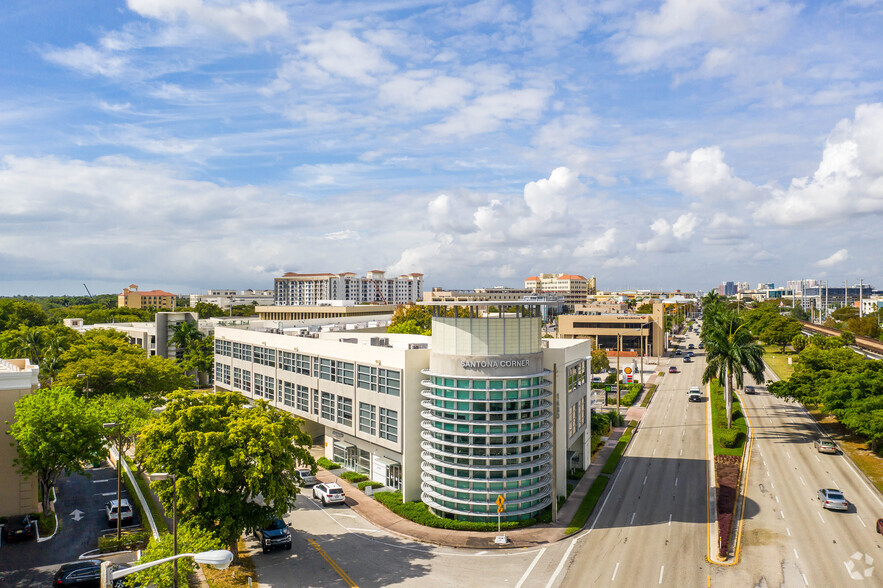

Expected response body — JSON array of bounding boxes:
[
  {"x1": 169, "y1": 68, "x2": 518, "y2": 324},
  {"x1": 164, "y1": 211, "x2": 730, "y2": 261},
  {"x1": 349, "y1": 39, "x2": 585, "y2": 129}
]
[
  {"x1": 601, "y1": 421, "x2": 636, "y2": 475},
  {"x1": 98, "y1": 530, "x2": 150, "y2": 553},
  {"x1": 357, "y1": 481, "x2": 384, "y2": 491},
  {"x1": 373, "y1": 491, "x2": 535, "y2": 531},
  {"x1": 620, "y1": 382, "x2": 643, "y2": 407},
  {"x1": 640, "y1": 384, "x2": 658, "y2": 408},
  {"x1": 339, "y1": 471, "x2": 368, "y2": 483},
  {"x1": 317, "y1": 457, "x2": 342, "y2": 470}
]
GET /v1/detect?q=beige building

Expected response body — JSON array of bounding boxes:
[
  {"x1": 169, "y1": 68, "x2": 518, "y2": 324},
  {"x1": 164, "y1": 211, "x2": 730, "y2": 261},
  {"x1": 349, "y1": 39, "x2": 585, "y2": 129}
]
[
  {"x1": 274, "y1": 271, "x2": 423, "y2": 306},
  {"x1": 118, "y1": 284, "x2": 176, "y2": 310},
  {"x1": 524, "y1": 274, "x2": 593, "y2": 307},
  {"x1": 0, "y1": 358, "x2": 40, "y2": 517},
  {"x1": 558, "y1": 303, "x2": 666, "y2": 358},
  {"x1": 256, "y1": 302, "x2": 399, "y2": 321},
  {"x1": 423, "y1": 287, "x2": 532, "y2": 303}
]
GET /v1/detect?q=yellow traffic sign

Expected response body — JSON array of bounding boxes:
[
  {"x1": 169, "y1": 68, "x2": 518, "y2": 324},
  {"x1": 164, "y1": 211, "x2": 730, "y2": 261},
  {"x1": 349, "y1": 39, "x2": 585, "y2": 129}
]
[
  {"x1": 497, "y1": 506, "x2": 504, "y2": 513},
  {"x1": 496, "y1": 494, "x2": 505, "y2": 507}
]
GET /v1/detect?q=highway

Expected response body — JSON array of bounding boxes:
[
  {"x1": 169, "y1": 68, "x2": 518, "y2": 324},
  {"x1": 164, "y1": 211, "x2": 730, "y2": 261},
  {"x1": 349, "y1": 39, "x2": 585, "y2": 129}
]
[{"x1": 561, "y1": 327, "x2": 711, "y2": 587}]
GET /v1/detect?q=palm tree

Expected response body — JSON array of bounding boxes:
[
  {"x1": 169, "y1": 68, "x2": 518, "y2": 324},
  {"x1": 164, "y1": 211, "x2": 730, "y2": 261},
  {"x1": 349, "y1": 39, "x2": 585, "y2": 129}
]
[
  {"x1": 10, "y1": 327, "x2": 44, "y2": 367},
  {"x1": 702, "y1": 310, "x2": 765, "y2": 428},
  {"x1": 170, "y1": 321, "x2": 202, "y2": 359}
]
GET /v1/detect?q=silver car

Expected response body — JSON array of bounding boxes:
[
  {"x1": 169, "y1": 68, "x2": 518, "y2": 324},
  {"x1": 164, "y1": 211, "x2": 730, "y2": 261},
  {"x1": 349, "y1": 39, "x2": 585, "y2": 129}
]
[
  {"x1": 296, "y1": 468, "x2": 318, "y2": 486},
  {"x1": 817, "y1": 488, "x2": 848, "y2": 511}
]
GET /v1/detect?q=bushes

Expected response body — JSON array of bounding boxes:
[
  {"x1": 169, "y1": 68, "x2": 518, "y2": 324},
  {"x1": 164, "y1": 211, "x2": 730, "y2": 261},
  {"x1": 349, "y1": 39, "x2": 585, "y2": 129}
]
[
  {"x1": 640, "y1": 384, "x2": 658, "y2": 408},
  {"x1": 98, "y1": 530, "x2": 150, "y2": 553},
  {"x1": 717, "y1": 427, "x2": 744, "y2": 449},
  {"x1": 317, "y1": 457, "x2": 341, "y2": 470},
  {"x1": 601, "y1": 421, "x2": 636, "y2": 475},
  {"x1": 620, "y1": 382, "x2": 643, "y2": 406},
  {"x1": 357, "y1": 481, "x2": 383, "y2": 491},
  {"x1": 339, "y1": 471, "x2": 368, "y2": 483},
  {"x1": 373, "y1": 491, "x2": 535, "y2": 531},
  {"x1": 590, "y1": 410, "x2": 610, "y2": 436},
  {"x1": 710, "y1": 380, "x2": 748, "y2": 456}
]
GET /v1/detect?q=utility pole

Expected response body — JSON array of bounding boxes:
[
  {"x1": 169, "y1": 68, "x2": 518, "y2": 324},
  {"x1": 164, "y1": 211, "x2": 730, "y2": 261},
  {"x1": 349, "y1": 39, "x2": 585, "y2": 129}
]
[
  {"x1": 616, "y1": 334, "x2": 621, "y2": 419},
  {"x1": 860, "y1": 278, "x2": 864, "y2": 318}
]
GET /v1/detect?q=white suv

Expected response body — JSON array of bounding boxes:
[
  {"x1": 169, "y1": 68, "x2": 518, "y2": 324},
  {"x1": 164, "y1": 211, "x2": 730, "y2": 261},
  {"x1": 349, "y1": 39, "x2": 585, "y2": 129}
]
[
  {"x1": 313, "y1": 482, "x2": 346, "y2": 507},
  {"x1": 105, "y1": 499, "x2": 134, "y2": 524}
]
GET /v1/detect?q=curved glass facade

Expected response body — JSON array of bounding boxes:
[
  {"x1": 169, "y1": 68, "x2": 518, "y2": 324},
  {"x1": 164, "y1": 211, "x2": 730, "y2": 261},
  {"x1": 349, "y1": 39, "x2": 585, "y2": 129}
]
[{"x1": 420, "y1": 371, "x2": 553, "y2": 521}]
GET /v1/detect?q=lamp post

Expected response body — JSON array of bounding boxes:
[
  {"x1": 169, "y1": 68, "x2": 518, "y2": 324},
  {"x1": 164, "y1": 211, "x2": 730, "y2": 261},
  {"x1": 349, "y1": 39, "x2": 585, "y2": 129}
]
[
  {"x1": 103, "y1": 422, "x2": 123, "y2": 544},
  {"x1": 149, "y1": 473, "x2": 177, "y2": 588},
  {"x1": 100, "y1": 549, "x2": 233, "y2": 588},
  {"x1": 77, "y1": 373, "x2": 90, "y2": 399}
]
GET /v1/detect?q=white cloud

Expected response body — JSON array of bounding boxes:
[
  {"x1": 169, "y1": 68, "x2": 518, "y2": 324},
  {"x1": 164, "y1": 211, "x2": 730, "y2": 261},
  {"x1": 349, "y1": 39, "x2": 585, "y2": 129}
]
[
  {"x1": 298, "y1": 29, "x2": 393, "y2": 85},
  {"x1": 816, "y1": 248, "x2": 848, "y2": 267},
  {"x1": 427, "y1": 88, "x2": 549, "y2": 138},
  {"x1": 663, "y1": 146, "x2": 758, "y2": 202},
  {"x1": 127, "y1": 0, "x2": 288, "y2": 42},
  {"x1": 42, "y1": 44, "x2": 128, "y2": 77},
  {"x1": 325, "y1": 230, "x2": 360, "y2": 241},
  {"x1": 636, "y1": 213, "x2": 698, "y2": 252},
  {"x1": 379, "y1": 71, "x2": 474, "y2": 112},
  {"x1": 574, "y1": 228, "x2": 617, "y2": 257}
]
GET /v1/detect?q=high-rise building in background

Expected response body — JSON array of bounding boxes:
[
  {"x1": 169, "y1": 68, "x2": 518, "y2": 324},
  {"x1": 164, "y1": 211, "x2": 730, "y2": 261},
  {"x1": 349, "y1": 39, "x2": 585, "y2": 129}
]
[
  {"x1": 274, "y1": 271, "x2": 423, "y2": 306},
  {"x1": 716, "y1": 282, "x2": 736, "y2": 296}
]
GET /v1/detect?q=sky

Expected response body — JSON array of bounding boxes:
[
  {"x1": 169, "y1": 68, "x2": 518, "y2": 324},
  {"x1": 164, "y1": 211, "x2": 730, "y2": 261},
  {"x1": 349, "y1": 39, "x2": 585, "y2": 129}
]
[{"x1": 2, "y1": 0, "x2": 883, "y2": 297}]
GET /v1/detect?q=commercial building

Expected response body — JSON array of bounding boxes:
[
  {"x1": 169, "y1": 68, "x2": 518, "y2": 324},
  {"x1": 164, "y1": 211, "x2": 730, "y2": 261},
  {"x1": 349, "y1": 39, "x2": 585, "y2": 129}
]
[
  {"x1": 213, "y1": 301, "x2": 591, "y2": 522},
  {"x1": 423, "y1": 287, "x2": 532, "y2": 304},
  {"x1": 65, "y1": 312, "x2": 198, "y2": 360},
  {"x1": 274, "y1": 271, "x2": 423, "y2": 306},
  {"x1": 716, "y1": 282, "x2": 737, "y2": 296},
  {"x1": 118, "y1": 285, "x2": 176, "y2": 310},
  {"x1": 255, "y1": 301, "x2": 399, "y2": 321},
  {"x1": 524, "y1": 274, "x2": 593, "y2": 307},
  {"x1": 189, "y1": 289, "x2": 274, "y2": 310},
  {"x1": 0, "y1": 358, "x2": 40, "y2": 517}
]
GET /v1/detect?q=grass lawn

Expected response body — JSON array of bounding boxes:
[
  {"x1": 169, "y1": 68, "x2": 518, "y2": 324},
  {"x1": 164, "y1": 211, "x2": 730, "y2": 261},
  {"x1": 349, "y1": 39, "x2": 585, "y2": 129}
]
[
  {"x1": 204, "y1": 539, "x2": 257, "y2": 588},
  {"x1": 762, "y1": 345, "x2": 796, "y2": 380},
  {"x1": 710, "y1": 381, "x2": 747, "y2": 457},
  {"x1": 806, "y1": 409, "x2": 883, "y2": 495},
  {"x1": 565, "y1": 476, "x2": 608, "y2": 535}
]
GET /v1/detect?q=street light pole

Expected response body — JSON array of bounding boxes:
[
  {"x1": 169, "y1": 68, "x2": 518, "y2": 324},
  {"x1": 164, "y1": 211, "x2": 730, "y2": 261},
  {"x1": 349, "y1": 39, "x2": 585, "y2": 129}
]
[
  {"x1": 149, "y1": 473, "x2": 178, "y2": 588},
  {"x1": 103, "y1": 423, "x2": 123, "y2": 544},
  {"x1": 100, "y1": 550, "x2": 234, "y2": 588},
  {"x1": 77, "y1": 373, "x2": 89, "y2": 400}
]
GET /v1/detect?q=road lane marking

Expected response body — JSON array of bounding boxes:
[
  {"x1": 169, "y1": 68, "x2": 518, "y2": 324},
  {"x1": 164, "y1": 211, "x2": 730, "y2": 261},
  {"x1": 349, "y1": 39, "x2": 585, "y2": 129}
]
[
  {"x1": 775, "y1": 496, "x2": 779, "y2": 503},
  {"x1": 815, "y1": 455, "x2": 821, "y2": 463},
  {"x1": 679, "y1": 449, "x2": 683, "y2": 456},
  {"x1": 515, "y1": 547, "x2": 546, "y2": 588},
  {"x1": 630, "y1": 512, "x2": 636, "y2": 525},
  {"x1": 345, "y1": 527, "x2": 383, "y2": 533},
  {"x1": 308, "y1": 538, "x2": 359, "y2": 587},
  {"x1": 786, "y1": 451, "x2": 791, "y2": 459},
  {"x1": 643, "y1": 475, "x2": 648, "y2": 486},
  {"x1": 611, "y1": 562, "x2": 620, "y2": 582},
  {"x1": 793, "y1": 548, "x2": 799, "y2": 560},
  {"x1": 668, "y1": 514, "x2": 672, "y2": 526},
  {"x1": 799, "y1": 476, "x2": 805, "y2": 486},
  {"x1": 675, "y1": 477, "x2": 678, "y2": 486},
  {"x1": 545, "y1": 537, "x2": 578, "y2": 588},
  {"x1": 817, "y1": 512, "x2": 825, "y2": 523},
  {"x1": 333, "y1": 513, "x2": 357, "y2": 518},
  {"x1": 770, "y1": 481, "x2": 774, "y2": 489},
  {"x1": 781, "y1": 509, "x2": 786, "y2": 519},
  {"x1": 653, "y1": 448, "x2": 657, "y2": 456},
  {"x1": 802, "y1": 573, "x2": 808, "y2": 586},
  {"x1": 857, "y1": 515, "x2": 866, "y2": 527},
  {"x1": 658, "y1": 565, "x2": 664, "y2": 584},
  {"x1": 786, "y1": 527, "x2": 791, "y2": 536}
]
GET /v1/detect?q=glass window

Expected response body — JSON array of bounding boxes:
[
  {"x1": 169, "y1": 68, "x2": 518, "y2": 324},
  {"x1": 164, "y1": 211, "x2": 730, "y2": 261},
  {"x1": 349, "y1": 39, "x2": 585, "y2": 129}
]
[
  {"x1": 264, "y1": 376, "x2": 274, "y2": 401},
  {"x1": 359, "y1": 402, "x2": 376, "y2": 435},
  {"x1": 378, "y1": 368, "x2": 400, "y2": 396},
  {"x1": 338, "y1": 361, "x2": 354, "y2": 385},
  {"x1": 233, "y1": 367, "x2": 242, "y2": 389},
  {"x1": 254, "y1": 373, "x2": 264, "y2": 398},
  {"x1": 312, "y1": 388, "x2": 319, "y2": 415},
  {"x1": 283, "y1": 381, "x2": 295, "y2": 407},
  {"x1": 281, "y1": 351, "x2": 295, "y2": 372},
  {"x1": 379, "y1": 408, "x2": 398, "y2": 443},
  {"x1": 242, "y1": 370, "x2": 251, "y2": 393},
  {"x1": 296, "y1": 385, "x2": 309, "y2": 412},
  {"x1": 357, "y1": 365, "x2": 376, "y2": 390},
  {"x1": 296, "y1": 354, "x2": 311, "y2": 375},
  {"x1": 320, "y1": 392, "x2": 334, "y2": 420},
  {"x1": 336, "y1": 396, "x2": 353, "y2": 427},
  {"x1": 319, "y1": 358, "x2": 334, "y2": 381}
]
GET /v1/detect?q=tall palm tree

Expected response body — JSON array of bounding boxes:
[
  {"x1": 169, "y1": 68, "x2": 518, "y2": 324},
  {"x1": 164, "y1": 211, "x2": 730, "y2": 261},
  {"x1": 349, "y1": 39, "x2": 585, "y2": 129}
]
[
  {"x1": 171, "y1": 321, "x2": 202, "y2": 359},
  {"x1": 11, "y1": 327, "x2": 44, "y2": 367},
  {"x1": 702, "y1": 310, "x2": 765, "y2": 428}
]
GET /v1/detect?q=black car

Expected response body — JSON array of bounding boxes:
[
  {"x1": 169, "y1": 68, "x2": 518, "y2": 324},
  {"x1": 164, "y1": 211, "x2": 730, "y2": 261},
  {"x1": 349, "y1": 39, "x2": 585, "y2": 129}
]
[
  {"x1": 254, "y1": 518, "x2": 291, "y2": 553},
  {"x1": 2, "y1": 514, "x2": 35, "y2": 543},
  {"x1": 53, "y1": 560, "x2": 130, "y2": 587}
]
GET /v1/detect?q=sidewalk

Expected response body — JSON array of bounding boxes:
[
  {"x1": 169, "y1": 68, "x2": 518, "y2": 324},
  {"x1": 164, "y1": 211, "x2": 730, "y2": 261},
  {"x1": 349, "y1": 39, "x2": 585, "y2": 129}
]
[{"x1": 313, "y1": 423, "x2": 629, "y2": 549}]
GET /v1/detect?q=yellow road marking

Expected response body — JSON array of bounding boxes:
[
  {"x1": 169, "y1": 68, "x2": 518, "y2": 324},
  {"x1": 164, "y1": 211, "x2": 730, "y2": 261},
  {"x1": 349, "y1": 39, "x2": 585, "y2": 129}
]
[{"x1": 308, "y1": 538, "x2": 359, "y2": 587}]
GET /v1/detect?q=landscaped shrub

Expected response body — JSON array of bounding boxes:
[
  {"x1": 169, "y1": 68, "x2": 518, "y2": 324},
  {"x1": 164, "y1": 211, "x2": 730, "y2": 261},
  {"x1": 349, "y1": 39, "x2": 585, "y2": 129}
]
[
  {"x1": 620, "y1": 382, "x2": 643, "y2": 406},
  {"x1": 569, "y1": 468, "x2": 586, "y2": 480},
  {"x1": 715, "y1": 455, "x2": 741, "y2": 558},
  {"x1": 98, "y1": 530, "x2": 150, "y2": 553},
  {"x1": 339, "y1": 471, "x2": 368, "y2": 483},
  {"x1": 590, "y1": 410, "x2": 611, "y2": 436},
  {"x1": 640, "y1": 384, "x2": 658, "y2": 408},
  {"x1": 317, "y1": 457, "x2": 341, "y2": 470},
  {"x1": 373, "y1": 491, "x2": 535, "y2": 531},
  {"x1": 357, "y1": 481, "x2": 383, "y2": 491},
  {"x1": 601, "y1": 421, "x2": 636, "y2": 475},
  {"x1": 717, "y1": 427, "x2": 743, "y2": 448}
]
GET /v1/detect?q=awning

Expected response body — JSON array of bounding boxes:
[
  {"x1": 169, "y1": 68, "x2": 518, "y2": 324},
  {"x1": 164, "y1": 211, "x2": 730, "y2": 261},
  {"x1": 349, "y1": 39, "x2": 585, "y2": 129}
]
[{"x1": 334, "y1": 440, "x2": 355, "y2": 450}]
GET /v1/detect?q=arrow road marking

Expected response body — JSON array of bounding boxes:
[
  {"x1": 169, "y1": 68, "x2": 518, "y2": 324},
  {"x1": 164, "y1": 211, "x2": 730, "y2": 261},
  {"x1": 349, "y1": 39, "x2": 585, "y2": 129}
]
[{"x1": 70, "y1": 509, "x2": 84, "y2": 522}]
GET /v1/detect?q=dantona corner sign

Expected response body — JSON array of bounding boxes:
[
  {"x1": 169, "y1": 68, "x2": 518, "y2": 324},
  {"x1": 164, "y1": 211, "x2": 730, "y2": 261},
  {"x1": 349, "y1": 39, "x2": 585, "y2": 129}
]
[{"x1": 461, "y1": 359, "x2": 530, "y2": 369}]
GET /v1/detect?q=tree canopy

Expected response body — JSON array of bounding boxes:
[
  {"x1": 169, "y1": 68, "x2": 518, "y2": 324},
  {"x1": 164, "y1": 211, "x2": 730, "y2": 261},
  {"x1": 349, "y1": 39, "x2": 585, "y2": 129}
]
[
  {"x1": 590, "y1": 349, "x2": 610, "y2": 374},
  {"x1": 135, "y1": 389, "x2": 315, "y2": 553},
  {"x1": 0, "y1": 298, "x2": 49, "y2": 332},
  {"x1": 387, "y1": 305, "x2": 432, "y2": 335},
  {"x1": 5, "y1": 386, "x2": 107, "y2": 514}
]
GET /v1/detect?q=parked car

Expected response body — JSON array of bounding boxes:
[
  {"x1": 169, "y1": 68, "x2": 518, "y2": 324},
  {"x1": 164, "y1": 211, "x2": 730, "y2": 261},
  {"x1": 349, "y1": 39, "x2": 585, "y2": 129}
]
[
  {"x1": 295, "y1": 468, "x2": 318, "y2": 486},
  {"x1": 2, "y1": 514, "x2": 35, "y2": 543},
  {"x1": 668, "y1": 366, "x2": 678, "y2": 374},
  {"x1": 313, "y1": 482, "x2": 346, "y2": 506},
  {"x1": 818, "y1": 488, "x2": 849, "y2": 511},
  {"x1": 877, "y1": 518, "x2": 883, "y2": 534},
  {"x1": 53, "y1": 560, "x2": 130, "y2": 587},
  {"x1": 254, "y1": 518, "x2": 292, "y2": 553},
  {"x1": 814, "y1": 437, "x2": 837, "y2": 454},
  {"x1": 744, "y1": 386, "x2": 756, "y2": 395},
  {"x1": 105, "y1": 499, "x2": 133, "y2": 525}
]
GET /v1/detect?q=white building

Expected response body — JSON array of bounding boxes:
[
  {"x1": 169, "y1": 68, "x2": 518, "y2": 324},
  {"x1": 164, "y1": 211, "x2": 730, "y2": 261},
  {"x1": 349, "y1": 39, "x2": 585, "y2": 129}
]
[
  {"x1": 213, "y1": 301, "x2": 591, "y2": 522},
  {"x1": 274, "y1": 271, "x2": 423, "y2": 306},
  {"x1": 65, "y1": 312, "x2": 198, "y2": 360},
  {"x1": 189, "y1": 289, "x2": 275, "y2": 310}
]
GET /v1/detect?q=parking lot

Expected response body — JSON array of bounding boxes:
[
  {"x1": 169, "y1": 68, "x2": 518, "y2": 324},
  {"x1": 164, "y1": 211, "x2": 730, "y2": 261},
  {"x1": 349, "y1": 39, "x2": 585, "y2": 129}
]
[{"x1": 0, "y1": 462, "x2": 140, "y2": 585}]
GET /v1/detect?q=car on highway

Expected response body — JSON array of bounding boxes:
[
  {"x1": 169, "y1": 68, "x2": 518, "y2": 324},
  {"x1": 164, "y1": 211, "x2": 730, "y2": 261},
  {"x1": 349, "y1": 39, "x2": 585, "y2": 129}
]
[
  {"x1": 817, "y1": 488, "x2": 849, "y2": 511},
  {"x1": 254, "y1": 518, "x2": 292, "y2": 553},
  {"x1": 53, "y1": 560, "x2": 131, "y2": 587},
  {"x1": 295, "y1": 468, "x2": 318, "y2": 486},
  {"x1": 105, "y1": 499, "x2": 133, "y2": 525},
  {"x1": 814, "y1": 437, "x2": 837, "y2": 454},
  {"x1": 674, "y1": 349, "x2": 682, "y2": 355},
  {"x1": 2, "y1": 513, "x2": 35, "y2": 543},
  {"x1": 688, "y1": 343, "x2": 695, "y2": 349},
  {"x1": 689, "y1": 388, "x2": 702, "y2": 402},
  {"x1": 668, "y1": 366, "x2": 678, "y2": 374},
  {"x1": 744, "y1": 385, "x2": 756, "y2": 395},
  {"x1": 877, "y1": 518, "x2": 883, "y2": 534},
  {"x1": 313, "y1": 482, "x2": 346, "y2": 506},
  {"x1": 686, "y1": 351, "x2": 694, "y2": 357},
  {"x1": 683, "y1": 356, "x2": 692, "y2": 363},
  {"x1": 698, "y1": 342, "x2": 704, "y2": 348}
]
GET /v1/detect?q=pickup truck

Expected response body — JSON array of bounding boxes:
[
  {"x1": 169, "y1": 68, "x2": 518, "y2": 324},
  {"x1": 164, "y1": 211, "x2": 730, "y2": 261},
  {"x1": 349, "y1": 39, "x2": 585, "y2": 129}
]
[{"x1": 689, "y1": 386, "x2": 702, "y2": 402}]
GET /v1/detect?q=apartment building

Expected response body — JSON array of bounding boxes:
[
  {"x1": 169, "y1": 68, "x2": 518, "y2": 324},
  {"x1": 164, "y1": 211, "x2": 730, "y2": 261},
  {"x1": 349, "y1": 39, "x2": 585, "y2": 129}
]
[
  {"x1": 213, "y1": 301, "x2": 591, "y2": 522},
  {"x1": 67, "y1": 312, "x2": 198, "y2": 360},
  {"x1": 0, "y1": 358, "x2": 40, "y2": 517},
  {"x1": 524, "y1": 274, "x2": 591, "y2": 307},
  {"x1": 274, "y1": 271, "x2": 423, "y2": 306},
  {"x1": 118, "y1": 284, "x2": 176, "y2": 310}
]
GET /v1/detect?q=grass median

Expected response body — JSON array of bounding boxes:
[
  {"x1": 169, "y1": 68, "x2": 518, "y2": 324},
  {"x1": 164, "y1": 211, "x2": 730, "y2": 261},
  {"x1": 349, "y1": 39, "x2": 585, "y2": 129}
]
[{"x1": 709, "y1": 381, "x2": 747, "y2": 457}]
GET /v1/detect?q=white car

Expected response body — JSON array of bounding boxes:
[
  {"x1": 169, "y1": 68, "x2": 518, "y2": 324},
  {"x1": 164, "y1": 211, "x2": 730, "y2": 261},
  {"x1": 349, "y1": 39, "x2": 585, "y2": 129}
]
[
  {"x1": 313, "y1": 482, "x2": 346, "y2": 506},
  {"x1": 105, "y1": 499, "x2": 134, "y2": 524}
]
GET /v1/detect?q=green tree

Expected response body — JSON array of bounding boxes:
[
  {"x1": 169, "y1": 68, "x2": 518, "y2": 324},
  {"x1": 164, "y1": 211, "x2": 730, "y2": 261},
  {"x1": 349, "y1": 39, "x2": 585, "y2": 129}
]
[
  {"x1": 181, "y1": 335, "x2": 214, "y2": 386},
  {"x1": 831, "y1": 306, "x2": 859, "y2": 321},
  {"x1": 790, "y1": 305, "x2": 809, "y2": 321},
  {"x1": 5, "y1": 386, "x2": 106, "y2": 514},
  {"x1": 0, "y1": 298, "x2": 49, "y2": 332},
  {"x1": 759, "y1": 316, "x2": 802, "y2": 352},
  {"x1": 94, "y1": 395, "x2": 154, "y2": 453},
  {"x1": 845, "y1": 316, "x2": 880, "y2": 338},
  {"x1": 636, "y1": 303, "x2": 654, "y2": 314},
  {"x1": 791, "y1": 334, "x2": 808, "y2": 353},
  {"x1": 387, "y1": 305, "x2": 432, "y2": 335},
  {"x1": 590, "y1": 349, "x2": 610, "y2": 374},
  {"x1": 127, "y1": 521, "x2": 223, "y2": 588},
  {"x1": 701, "y1": 310, "x2": 765, "y2": 428},
  {"x1": 135, "y1": 389, "x2": 315, "y2": 556},
  {"x1": 171, "y1": 321, "x2": 202, "y2": 360}
]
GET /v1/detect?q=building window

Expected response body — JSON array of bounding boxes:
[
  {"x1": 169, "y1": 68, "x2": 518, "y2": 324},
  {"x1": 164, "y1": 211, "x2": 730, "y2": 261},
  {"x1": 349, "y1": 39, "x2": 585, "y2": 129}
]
[
  {"x1": 283, "y1": 381, "x2": 295, "y2": 408},
  {"x1": 321, "y1": 392, "x2": 334, "y2": 421},
  {"x1": 319, "y1": 358, "x2": 334, "y2": 381},
  {"x1": 232, "y1": 342, "x2": 252, "y2": 361},
  {"x1": 336, "y1": 396, "x2": 353, "y2": 427},
  {"x1": 281, "y1": 351, "x2": 295, "y2": 372},
  {"x1": 337, "y1": 361, "x2": 354, "y2": 385},
  {"x1": 215, "y1": 339, "x2": 231, "y2": 356},
  {"x1": 296, "y1": 385, "x2": 310, "y2": 412},
  {"x1": 233, "y1": 367, "x2": 242, "y2": 390},
  {"x1": 254, "y1": 373, "x2": 264, "y2": 398},
  {"x1": 296, "y1": 354, "x2": 311, "y2": 375},
  {"x1": 379, "y1": 408, "x2": 398, "y2": 443},
  {"x1": 312, "y1": 388, "x2": 319, "y2": 415},
  {"x1": 359, "y1": 402, "x2": 376, "y2": 435},
  {"x1": 357, "y1": 366, "x2": 401, "y2": 396},
  {"x1": 265, "y1": 376, "x2": 275, "y2": 401},
  {"x1": 242, "y1": 370, "x2": 251, "y2": 393},
  {"x1": 567, "y1": 360, "x2": 587, "y2": 392},
  {"x1": 357, "y1": 365, "x2": 376, "y2": 390}
]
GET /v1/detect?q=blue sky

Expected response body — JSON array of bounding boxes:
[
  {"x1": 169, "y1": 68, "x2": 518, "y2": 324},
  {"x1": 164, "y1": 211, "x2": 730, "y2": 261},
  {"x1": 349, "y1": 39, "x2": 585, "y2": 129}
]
[{"x1": 2, "y1": 0, "x2": 883, "y2": 296}]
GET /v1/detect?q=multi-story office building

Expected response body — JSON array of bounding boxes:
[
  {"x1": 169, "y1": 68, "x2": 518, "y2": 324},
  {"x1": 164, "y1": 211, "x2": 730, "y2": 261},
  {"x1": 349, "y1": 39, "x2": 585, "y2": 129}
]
[
  {"x1": 118, "y1": 284, "x2": 176, "y2": 310},
  {"x1": 423, "y1": 287, "x2": 532, "y2": 303},
  {"x1": 213, "y1": 301, "x2": 591, "y2": 522},
  {"x1": 65, "y1": 312, "x2": 198, "y2": 360},
  {"x1": 558, "y1": 303, "x2": 666, "y2": 358},
  {"x1": 0, "y1": 358, "x2": 40, "y2": 517},
  {"x1": 524, "y1": 274, "x2": 590, "y2": 308},
  {"x1": 274, "y1": 271, "x2": 423, "y2": 306},
  {"x1": 716, "y1": 282, "x2": 736, "y2": 296}
]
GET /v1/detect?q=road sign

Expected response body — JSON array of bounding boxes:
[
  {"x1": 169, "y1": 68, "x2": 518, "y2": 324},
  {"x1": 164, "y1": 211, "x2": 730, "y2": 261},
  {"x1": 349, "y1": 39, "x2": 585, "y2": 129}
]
[
  {"x1": 496, "y1": 494, "x2": 505, "y2": 507},
  {"x1": 497, "y1": 506, "x2": 504, "y2": 513}
]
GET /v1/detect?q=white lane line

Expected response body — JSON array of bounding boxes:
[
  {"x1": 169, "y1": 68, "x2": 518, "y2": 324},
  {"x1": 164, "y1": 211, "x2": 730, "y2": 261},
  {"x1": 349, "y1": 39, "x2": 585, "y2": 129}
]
[
  {"x1": 775, "y1": 496, "x2": 780, "y2": 503},
  {"x1": 668, "y1": 514, "x2": 672, "y2": 526},
  {"x1": 630, "y1": 512, "x2": 636, "y2": 525},
  {"x1": 817, "y1": 511, "x2": 825, "y2": 524},
  {"x1": 333, "y1": 513, "x2": 358, "y2": 518},
  {"x1": 99, "y1": 492, "x2": 118, "y2": 496},
  {"x1": 658, "y1": 565, "x2": 664, "y2": 585},
  {"x1": 475, "y1": 551, "x2": 487, "y2": 556},
  {"x1": 793, "y1": 548, "x2": 799, "y2": 560},
  {"x1": 653, "y1": 448, "x2": 657, "y2": 456},
  {"x1": 781, "y1": 509, "x2": 786, "y2": 519},
  {"x1": 346, "y1": 527, "x2": 384, "y2": 533},
  {"x1": 802, "y1": 573, "x2": 808, "y2": 586},
  {"x1": 815, "y1": 455, "x2": 821, "y2": 463},
  {"x1": 786, "y1": 451, "x2": 791, "y2": 459},
  {"x1": 515, "y1": 547, "x2": 546, "y2": 588},
  {"x1": 544, "y1": 537, "x2": 578, "y2": 588},
  {"x1": 643, "y1": 476, "x2": 648, "y2": 486},
  {"x1": 92, "y1": 479, "x2": 113, "y2": 483},
  {"x1": 857, "y1": 515, "x2": 867, "y2": 528},
  {"x1": 611, "y1": 562, "x2": 620, "y2": 582},
  {"x1": 786, "y1": 527, "x2": 791, "y2": 536},
  {"x1": 679, "y1": 449, "x2": 683, "y2": 456},
  {"x1": 770, "y1": 481, "x2": 774, "y2": 489},
  {"x1": 675, "y1": 477, "x2": 678, "y2": 487},
  {"x1": 799, "y1": 476, "x2": 806, "y2": 487}
]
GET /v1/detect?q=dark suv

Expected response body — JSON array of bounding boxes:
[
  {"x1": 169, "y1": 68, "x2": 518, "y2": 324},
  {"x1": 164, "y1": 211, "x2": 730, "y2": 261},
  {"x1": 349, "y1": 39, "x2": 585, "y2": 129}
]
[
  {"x1": 254, "y1": 518, "x2": 292, "y2": 553},
  {"x1": 2, "y1": 514, "x2": 35, "y2": 543},
  {"x1": 53, "y1": 560, "x2": 130, "y2": 587}
]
